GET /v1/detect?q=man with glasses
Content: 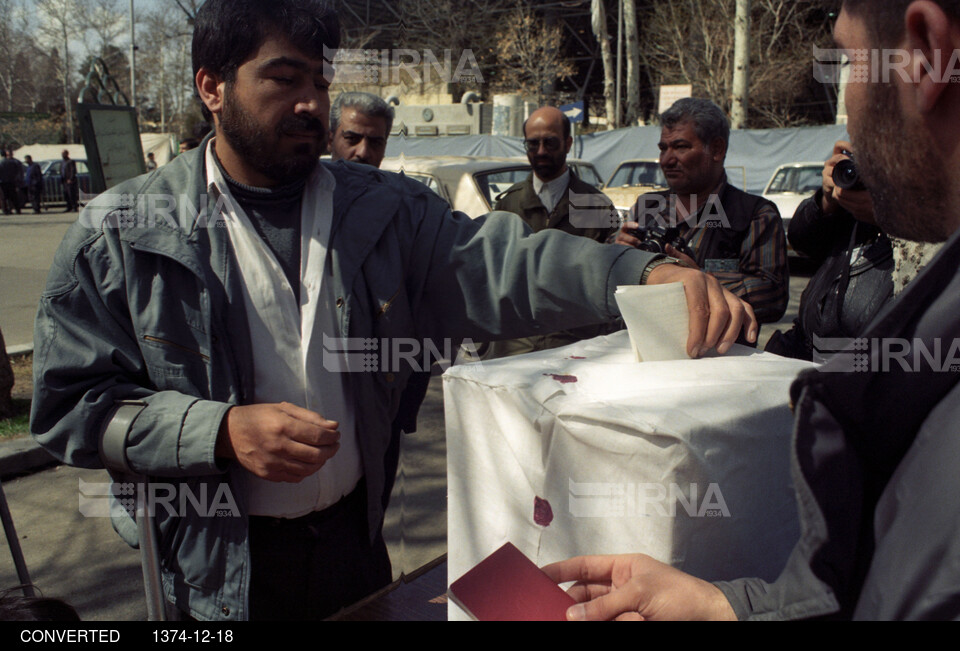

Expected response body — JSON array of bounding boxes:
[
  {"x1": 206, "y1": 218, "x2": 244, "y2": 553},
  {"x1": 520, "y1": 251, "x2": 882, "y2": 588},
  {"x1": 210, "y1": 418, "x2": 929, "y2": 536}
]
[
  {"x1": 495, "y1": 106, "x2": 616, "y2": 244},
  {"x1": 482, "y1": 106, "x2": 620, "y2": 358}
]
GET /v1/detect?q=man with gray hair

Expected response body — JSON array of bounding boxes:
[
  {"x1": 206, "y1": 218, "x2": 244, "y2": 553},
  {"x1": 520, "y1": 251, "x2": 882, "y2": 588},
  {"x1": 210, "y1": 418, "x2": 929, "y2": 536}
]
[
  {"x1": 616, "y1": 98, "x2": 789, "y2": 324},
  {"x1": 328, "y1": 91, "x2": 393, "y2": 167}
]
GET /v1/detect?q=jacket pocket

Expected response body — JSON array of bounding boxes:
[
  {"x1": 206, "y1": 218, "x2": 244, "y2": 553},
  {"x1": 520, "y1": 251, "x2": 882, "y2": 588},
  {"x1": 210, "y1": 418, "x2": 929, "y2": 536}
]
[{"x1": 141, "y1": 334, "x2": 210, "y2": 393}]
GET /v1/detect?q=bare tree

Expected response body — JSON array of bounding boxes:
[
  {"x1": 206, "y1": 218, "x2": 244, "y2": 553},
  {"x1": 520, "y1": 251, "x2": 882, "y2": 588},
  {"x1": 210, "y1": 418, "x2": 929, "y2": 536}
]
[
  {"x1": 0, "y1": 0, "x2": 33, "y2": 112},
  {"x1": 397, "y1": 0, "x2": 512, "y2": 98},
  {"x1": 36, "y1": 0, "x2": 82, "y2": 142},
  {"x1": 590, "y1": 0, "x2": 617, "y2": 129},
  {"x1": 169, "y1": 0, "x2": 200, "y2": 22},
  {"x1": 81, "y1": 0, "x2": 127, "y2": 70},
  {"x1": 637, "y1": 0, "x2": 833, "y2": 127},
  {"x1": 493, "y1": 2, "x2": 576, "y2": 104}
]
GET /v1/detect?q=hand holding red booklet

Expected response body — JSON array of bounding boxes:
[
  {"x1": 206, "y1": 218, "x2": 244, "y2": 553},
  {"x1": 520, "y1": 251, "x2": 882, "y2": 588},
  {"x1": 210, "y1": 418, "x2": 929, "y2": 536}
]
[{"x1": 448, "y1": 542, "x2": 576, "y2": 621}]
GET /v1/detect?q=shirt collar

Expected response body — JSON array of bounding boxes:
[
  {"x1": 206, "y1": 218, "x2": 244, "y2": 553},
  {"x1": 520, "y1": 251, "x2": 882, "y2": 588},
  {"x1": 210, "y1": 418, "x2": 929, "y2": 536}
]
[{"x1": 532, "y1": 167, "x2": 570, "y2": 197}]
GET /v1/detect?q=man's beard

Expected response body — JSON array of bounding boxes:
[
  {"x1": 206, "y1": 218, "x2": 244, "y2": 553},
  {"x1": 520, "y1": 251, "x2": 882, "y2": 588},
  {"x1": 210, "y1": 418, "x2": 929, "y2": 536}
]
[
  {"x1": 528, "y1": 152, "x2": 565, "y2": 181},
  {"x1": 219, "y1": 87, "x2": 325, "y2": 184},
  {"x1": 855, "y1": 80, "x2": 951, "y2": 243}
]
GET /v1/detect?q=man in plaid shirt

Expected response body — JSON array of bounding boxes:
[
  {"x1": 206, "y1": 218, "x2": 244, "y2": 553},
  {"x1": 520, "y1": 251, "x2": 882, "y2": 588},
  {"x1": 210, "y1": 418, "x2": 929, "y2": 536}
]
[{"x1": 617, "y1": 98, "x2": 789, "y2": 324}]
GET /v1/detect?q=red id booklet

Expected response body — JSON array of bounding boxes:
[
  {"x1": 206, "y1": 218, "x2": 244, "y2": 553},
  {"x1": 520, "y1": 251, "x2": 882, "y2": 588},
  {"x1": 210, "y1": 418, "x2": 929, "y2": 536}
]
[{"x1": 448, "y1": 542, "x2": 576, "y2": 621}]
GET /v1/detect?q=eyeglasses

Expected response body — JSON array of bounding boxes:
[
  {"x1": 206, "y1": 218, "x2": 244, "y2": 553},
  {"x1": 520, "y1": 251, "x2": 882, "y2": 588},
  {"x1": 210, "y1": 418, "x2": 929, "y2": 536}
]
[{"x1": 523, "y1": 137, "x2": 563, "y2": 153}]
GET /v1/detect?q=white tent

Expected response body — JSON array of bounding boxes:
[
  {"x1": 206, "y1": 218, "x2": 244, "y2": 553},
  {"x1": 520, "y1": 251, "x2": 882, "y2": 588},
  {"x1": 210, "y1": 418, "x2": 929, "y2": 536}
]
[{"x1": 14, "y1": 133, "x2": 177, "y2": 168}]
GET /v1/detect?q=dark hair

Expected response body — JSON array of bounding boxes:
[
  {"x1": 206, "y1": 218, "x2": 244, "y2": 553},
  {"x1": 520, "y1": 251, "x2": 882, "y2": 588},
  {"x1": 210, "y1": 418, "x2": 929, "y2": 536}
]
[
  {"x1": 843, "y1": 0, "x2": 960, "y2": 45},
  {"x1": 660, "y1": 97, "x2": 730, "y2": 150},
  {"x1": 192, "y1": 0, "x2": 340, "y2": 121},
  {"x1": 522, "y1": 110, "x2": 571, "y2": 140},
  {"x1": 330, "y1": 92, "x2": 395, "y2": 135},
  {"x1": 0, "y1": 590, "x2": 80, "y2": 621}
]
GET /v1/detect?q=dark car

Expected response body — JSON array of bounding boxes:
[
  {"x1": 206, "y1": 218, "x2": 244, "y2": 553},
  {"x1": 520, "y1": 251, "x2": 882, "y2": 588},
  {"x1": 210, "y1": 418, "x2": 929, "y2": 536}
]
[{"x1": 38, "y1": 159, "x2": 92, "y2": 207}]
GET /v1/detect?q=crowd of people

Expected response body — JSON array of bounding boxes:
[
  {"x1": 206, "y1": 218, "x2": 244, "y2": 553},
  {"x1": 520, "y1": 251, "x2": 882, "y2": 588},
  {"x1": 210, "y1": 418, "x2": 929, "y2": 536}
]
[{"x1": 13, "y1": 0, "x2": 960, "y2": 622}]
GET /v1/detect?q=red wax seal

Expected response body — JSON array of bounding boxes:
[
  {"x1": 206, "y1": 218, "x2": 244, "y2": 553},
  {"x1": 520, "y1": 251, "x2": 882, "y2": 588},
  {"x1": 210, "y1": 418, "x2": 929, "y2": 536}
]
[
  {"x1": 534, "y1": 496, "x2": 553, "y2": 526},
  {"x1": 543, "y1": 373, "x2": 578, "y2": 384}
]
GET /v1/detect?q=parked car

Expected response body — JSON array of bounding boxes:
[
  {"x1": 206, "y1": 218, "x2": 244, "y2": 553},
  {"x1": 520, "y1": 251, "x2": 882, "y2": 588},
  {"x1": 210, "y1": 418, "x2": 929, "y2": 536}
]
[
  {"x1": 601, "y1": 159, "x2": 668, "y2": 221},
  {"x1": 38, "y1": 158, "x2": 92, "y2": 207},
  {"x1": 601, "y1": 159, "x2": 751, "y2": 223},
  {"x1": 762, "y1": 162, "x2": 824, "y2": 231},
  {"x1": 379, "y1": 156, "x2": 605, "y2": 218}
]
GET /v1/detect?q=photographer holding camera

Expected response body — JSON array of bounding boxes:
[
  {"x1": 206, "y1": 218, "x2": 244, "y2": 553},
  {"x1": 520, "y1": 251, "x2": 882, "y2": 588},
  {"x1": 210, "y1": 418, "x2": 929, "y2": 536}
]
[
  {"x1": 616, "y1": 98, "x2": 789, "y2": 324},
  {"x1": 765, "y1": 141, "x2": 894, "y2": 361}
]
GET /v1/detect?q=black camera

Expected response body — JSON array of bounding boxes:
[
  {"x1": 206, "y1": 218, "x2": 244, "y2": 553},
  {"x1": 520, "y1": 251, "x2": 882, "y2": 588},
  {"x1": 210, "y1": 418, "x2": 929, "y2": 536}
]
[
  {"x1": 632, "y1": 224, "x2": 692, "y2": 257},
  {"x1": 832, "y1": 153, "x2": 865, "y2": 191}
]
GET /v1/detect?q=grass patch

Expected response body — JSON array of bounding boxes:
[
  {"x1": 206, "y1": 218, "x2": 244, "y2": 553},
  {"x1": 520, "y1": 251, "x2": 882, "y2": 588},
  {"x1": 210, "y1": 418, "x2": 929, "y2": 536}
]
[
  {"x1": 2, "y1": 353, "x2": 33, "y2": 440},
  {"x1": 0, "y1": 398, "x2": 30, "y2": 439}
]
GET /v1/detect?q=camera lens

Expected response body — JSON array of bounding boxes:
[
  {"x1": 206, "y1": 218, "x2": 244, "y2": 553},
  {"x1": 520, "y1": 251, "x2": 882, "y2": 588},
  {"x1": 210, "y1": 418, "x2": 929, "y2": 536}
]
[{"x1": 832, "y1": 158, "x2": 864, "y2": 191}]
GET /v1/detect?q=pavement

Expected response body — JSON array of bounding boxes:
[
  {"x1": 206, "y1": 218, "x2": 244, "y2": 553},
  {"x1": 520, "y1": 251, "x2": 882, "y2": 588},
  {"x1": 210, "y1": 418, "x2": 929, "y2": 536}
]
[
  {"x1": 0, "y1": 207, "x2": 809, "y2": 619},
  {"x1": 0, "y1": 209, "x2": 78, "y2": 352}
]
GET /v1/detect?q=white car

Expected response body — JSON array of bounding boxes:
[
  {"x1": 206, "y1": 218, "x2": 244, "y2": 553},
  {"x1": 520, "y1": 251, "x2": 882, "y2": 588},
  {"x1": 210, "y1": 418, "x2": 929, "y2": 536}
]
[
  {"x1": 762, "y1": 162, "x2": 824, "y2": 230},
  {"x1": 379, "y1": 155, "x2": 604, "y2": 218}
]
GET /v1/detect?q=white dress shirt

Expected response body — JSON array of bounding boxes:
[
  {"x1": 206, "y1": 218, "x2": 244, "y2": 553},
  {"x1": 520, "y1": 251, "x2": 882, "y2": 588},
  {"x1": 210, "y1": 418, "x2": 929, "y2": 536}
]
[
  {"x1": 206, "y1": 141, "x2": 362, "y2": 518},
  {"x1": 532, "y1": 168, "x2": 570, "y2": 214}
]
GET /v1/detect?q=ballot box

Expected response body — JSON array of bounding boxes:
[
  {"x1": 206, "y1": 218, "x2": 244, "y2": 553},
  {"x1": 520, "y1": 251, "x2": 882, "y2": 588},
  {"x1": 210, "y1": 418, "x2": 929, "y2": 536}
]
[{"x1": 445, "y1": 331, "x2": 816, "y2": 620}]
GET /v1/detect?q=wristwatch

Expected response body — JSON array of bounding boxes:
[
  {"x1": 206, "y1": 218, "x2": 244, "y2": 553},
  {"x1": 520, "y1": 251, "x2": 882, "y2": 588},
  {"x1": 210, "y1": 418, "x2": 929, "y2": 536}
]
[{"x1": 639, "y1": 256, "x2": 683, "y2": 285}]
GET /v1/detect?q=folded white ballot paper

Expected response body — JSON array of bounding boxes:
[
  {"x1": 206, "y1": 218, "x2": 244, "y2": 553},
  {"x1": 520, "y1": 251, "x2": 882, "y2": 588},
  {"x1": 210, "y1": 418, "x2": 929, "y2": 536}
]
[{"x1": 615, "y1": 283, "x2": 689, "y2": 361}]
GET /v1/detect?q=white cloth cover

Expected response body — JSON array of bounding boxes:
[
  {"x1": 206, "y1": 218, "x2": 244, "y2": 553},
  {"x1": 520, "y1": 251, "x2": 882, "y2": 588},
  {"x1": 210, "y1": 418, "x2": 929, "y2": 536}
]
[{"x1": 445, "y1": 330, "x2": 815, "y2": 620}]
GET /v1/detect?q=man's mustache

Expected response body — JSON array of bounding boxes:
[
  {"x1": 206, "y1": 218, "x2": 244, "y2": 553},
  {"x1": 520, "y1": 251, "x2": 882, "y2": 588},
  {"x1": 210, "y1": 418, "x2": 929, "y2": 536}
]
[{"x1": 279, "y1": 116, "x2": 326, "y2": 136}]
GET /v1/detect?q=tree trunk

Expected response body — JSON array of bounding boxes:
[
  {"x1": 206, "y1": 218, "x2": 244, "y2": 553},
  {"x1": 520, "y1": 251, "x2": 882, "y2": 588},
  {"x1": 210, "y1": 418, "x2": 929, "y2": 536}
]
[
  {"x1": 731, "y1": 0, "x2": 750, "y2": 129},
  {"x1": 591, "y1": 0, "x2": 617, "y2": 130},
  {"x1": 623, "y1": 0, "x2": 640, "y2": 125},
  {"x1": 62, "y1": 20, "x2": 75, "y2": 143},
  {"x1": 0, "y1": 326, "x2": 14, "y2": 419}
]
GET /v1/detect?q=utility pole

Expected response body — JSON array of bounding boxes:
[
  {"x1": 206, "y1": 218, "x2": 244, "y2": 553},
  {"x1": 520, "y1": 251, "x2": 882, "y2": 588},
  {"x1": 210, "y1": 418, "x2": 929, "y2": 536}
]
[
  {"x1": 130, "y1": 0, "x2": 137, "y2": 110},
  {"x1": 731, "y1": 0, "x2": 750, "y2": 129}
]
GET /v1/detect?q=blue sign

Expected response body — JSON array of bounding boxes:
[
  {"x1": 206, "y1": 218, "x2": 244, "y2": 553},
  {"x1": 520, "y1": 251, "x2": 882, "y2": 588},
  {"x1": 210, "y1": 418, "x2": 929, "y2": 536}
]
[{"x1": 560, "y1": 101, "x2": 585, "y2": 123}]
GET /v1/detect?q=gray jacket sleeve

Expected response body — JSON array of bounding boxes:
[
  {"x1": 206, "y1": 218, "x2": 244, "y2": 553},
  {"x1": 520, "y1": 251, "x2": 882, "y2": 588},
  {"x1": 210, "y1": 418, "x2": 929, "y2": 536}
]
[
  {"x1": 31, "y1": 223, "x2": 229, "y2": 477},
  {"x1": 402, "y1": 202, "x2": 656, "y2": 343}
]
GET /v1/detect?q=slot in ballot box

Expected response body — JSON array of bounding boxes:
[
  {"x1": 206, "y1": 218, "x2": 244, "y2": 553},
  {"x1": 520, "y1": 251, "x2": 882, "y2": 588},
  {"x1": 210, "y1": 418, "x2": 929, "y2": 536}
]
[{"x1": 444, "y1": 331, "x2": 816, "y2": 620}]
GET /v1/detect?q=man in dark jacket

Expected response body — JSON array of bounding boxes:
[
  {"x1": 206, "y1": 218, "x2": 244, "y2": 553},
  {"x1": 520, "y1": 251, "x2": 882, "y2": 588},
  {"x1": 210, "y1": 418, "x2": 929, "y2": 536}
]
[
  {"x1": 0, "y1": 150, "x2": 23, "y2": 215},
  {"x1": 546, "y1": 0, "x2": 960, "y2": 620},
  {"x1": 765, "y1": 141, "x2": 894, "y2": 361},
  {"x1": 60, "y1": 150, "x2": 78, "y2": 212},
  {"x1": 24, "y1": 155, "x2": 43, "y2": 214},
  {"x1": 494, "y1": 106, "x2": 616, "y2": 244},
  {"x1": 484, "y1": 106, "x2": 619, "y2": 358}
]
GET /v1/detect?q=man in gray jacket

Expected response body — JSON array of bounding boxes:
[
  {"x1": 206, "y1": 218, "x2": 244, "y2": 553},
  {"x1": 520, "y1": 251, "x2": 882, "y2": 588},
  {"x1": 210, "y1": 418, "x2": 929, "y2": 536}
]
[
  {"x1": 31, "y1": 0, "x2": 755, "y2": 621},
  {"x1": 545, "y1": 0, "x2": 960, "y2": 620}
]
